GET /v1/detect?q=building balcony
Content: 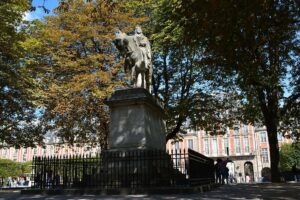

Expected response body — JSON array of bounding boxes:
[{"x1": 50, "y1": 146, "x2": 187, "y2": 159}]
[{"x1": 209, "y1": 154, "x2": 255, "y2": 161}]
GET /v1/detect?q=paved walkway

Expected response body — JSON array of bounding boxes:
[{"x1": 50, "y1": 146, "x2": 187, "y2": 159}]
[{"x1": 0, "y1": 183, "x2": 299, "y2": 200}]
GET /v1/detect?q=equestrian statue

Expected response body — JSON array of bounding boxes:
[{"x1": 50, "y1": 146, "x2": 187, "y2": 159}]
[{"x1": 113, "y1": 26, "x2": 152, "y2": 92}]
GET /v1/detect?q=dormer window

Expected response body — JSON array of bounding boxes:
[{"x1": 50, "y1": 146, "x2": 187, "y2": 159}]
[{"x1": 234, "y1": 127, "x2": 240, "y2": 135}]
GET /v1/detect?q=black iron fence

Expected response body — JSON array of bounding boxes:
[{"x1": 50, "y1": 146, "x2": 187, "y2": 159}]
[
  {"x1": 32, "y1": 149, "x2": 214, "y2": 189},
  {"x1": 188, "y1": 149, "x2": 215, "y2": 185}
]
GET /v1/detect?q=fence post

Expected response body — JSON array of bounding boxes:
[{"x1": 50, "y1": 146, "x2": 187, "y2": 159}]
[{"x1": 31, "y1": 156, "x2": 35, "y2": 188}]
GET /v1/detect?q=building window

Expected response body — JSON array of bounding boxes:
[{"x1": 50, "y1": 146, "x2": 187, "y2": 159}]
[
  {"x1": 84, "y1": 146, "x2": 91, "y2": 152},
  {"x1": 188, "y1": 139, "x2": 193, "y2": 150},
  {"x1": 243, "y1": 125, "x2": 248, "y2": 135},
  {"x1": 172, "y1": 142, "x2": 181, "y2": 167},
  {"x1": 244, "y1": 136, "x2": 250, "y2": 153},
  {"x1": 204, "y1": 138, "x2": 209, "y2": 155},
  {"x1": 260, "y1": 132, "x2": 267, "y2": 143},
  {"x1": 234, "y1": 127, "x2": 239, "y2": 135},
  {"x1": 23, "y1": 154, "x2": 27, "y2": 162},
  {"x1": 212, "y1": 138, "x2": 218, "y2": 156},
  {"x1": 174, "y1": 142, "x2": 180, "y2": 151},
  {"x1": 23, "y1": 148, "x2": 27, "y2": 162},
  {"x1": 223, "y1": 137, "x2": 229, "y2": 155},
  {"x1": 75, "y1": 147, "x2": 80, "y2": 154},
  {"x1": 3, "y1": 149, "x2": 8, "y2": 158},
  {"x1": 54, "y1": 146, "x2": 59, "y2": 153},
  {"x1": 13, "y1": 149, "x2": 17, "y2": 161},
  {"x1": 261, "y1": 148, "x2": 269, "y2": 163},
  {"x1": 235, "y1": 136, "x2": 241, "y2": 154}
]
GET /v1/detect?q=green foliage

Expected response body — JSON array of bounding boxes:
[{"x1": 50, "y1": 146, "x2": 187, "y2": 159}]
[
  {"x1": 0, "y1": 159, "x2": 32, "y2": 178},
  {"x1": 161, "y1": 0, "x2": 300, "y2": 124},
  {"x1": 27, "y1": 0, "x2": 146, "y2": 148},
  {"x1": 129, "y1": 0, "x2": 239, "y2": 141},
  {"x1": 154, "y1": 0, "x2": 299, "y2": 182},
  {"x1": 280, "y1": 143, "x2": 300, "y2": 171},
  {"x1": 0, "y1": 0, "x2": 43, "y2": 147}
]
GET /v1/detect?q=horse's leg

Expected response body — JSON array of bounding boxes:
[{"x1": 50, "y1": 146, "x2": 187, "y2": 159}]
[
  {"x1": 141, "y1": 72, "x2": 145, "y2": 89},
  {"x1": 148, "y1": 63, "x2": 152, "y2": 92},
  {"x1": 135, "y1": 59, "x2": 142, "y2": 87},
  {"x1": 145, "y1": 68, "x2": 150, "y2": 91},
  {"x1": 136, "y1": 71, "x2": 143, "y2": 88},
  {"x1": 131, "y1": 66, "x2": 136, "y2": 86}
]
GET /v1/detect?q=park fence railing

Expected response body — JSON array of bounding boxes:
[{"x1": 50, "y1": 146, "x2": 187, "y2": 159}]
[{"x1": 31, "y1": 149, "x2": 214, "y2": 189}]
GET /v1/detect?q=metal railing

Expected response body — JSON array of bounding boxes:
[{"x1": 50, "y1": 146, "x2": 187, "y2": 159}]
[
  {"x1": 31, "y1": 149, "x2": 214, "y2": 189},
  {"x1": 188, "y1": 149, "x2": 215, "y2": 185}
]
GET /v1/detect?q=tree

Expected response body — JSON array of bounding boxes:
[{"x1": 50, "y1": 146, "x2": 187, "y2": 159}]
[
  {"x1": 0, "y1": 0, "x2": 43, "y2": 148},
  {"x1": 159, "y1": 0, "x2": 300, "y2": 182},
  {"x1": 151, "y1": 40, "x2": 234, "y2": 141},
  {"x1": 0, "y1": 159, "x2": 31, "y2": 178},
  {"x1": 29, "y1": 0, "x2": 145, "y2": 148},
  {"x1": 125, "y1": 0, "x2": 233, "y2": 142},
  {"x1": 280, "y1": 143, "x2": 300, "y2": 171}
]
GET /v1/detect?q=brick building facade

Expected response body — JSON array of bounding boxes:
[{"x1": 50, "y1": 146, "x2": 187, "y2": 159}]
[
  {"x1": 166, "y1": 124, "x2": 292, "y2": 182},
  {"x1": 0, "y1": 143, "x2": 101, "y2": 163},
  {"x1": 1, "y1": 124, "x2": 292, "y2": 182}
]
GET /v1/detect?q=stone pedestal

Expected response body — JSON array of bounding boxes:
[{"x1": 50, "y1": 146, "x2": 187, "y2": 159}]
[
  {"x1": 102, "y1": 88, "x2": 170, "y2": 187},
  {"x1": 105, "y1": 88, "x2": 166, "y2": 151}
]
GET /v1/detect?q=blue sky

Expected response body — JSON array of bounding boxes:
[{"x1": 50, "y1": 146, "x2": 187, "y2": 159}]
[{"x1": 25, "y1": 0, "x2": 59, "y2": 20}]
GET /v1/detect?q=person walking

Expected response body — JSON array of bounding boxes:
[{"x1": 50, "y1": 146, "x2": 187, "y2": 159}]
[
  {"x1": 221, "y1": 160, "x2": 229, "y2": 184},
  {"x1": 214, "y1": 159, "x2": 222, "y2": 184},
  {"x1": 292, "y1": 164, "x2": 298, "y2": 182}
]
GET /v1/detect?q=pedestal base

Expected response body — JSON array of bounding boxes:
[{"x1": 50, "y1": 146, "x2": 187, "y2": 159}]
[
  {"x1": 100, "y1": 149, "x2": 173, "y2": 188},
  {"x1": 105, "y1": 88, "x2": 166, "y2": 150}
]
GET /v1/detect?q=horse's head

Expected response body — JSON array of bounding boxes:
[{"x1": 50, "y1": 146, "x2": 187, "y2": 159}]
[
  {"x1": 113, "y1": 30, "x2": 128, "y2": 55},
  {"x1": 113, "y1": 37, "x2": 124, "y2": 53},
  {"x1": 114, "y1": 35, "x2": 137, "y2": 57}
]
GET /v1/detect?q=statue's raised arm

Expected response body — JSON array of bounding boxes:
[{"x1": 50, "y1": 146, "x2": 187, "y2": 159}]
[{"x1": 113, "y1": 26, "x2": 152, "y2": 92}]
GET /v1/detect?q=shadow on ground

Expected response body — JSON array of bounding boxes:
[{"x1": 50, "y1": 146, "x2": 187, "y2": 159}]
[
  {"x1": 200, "y1": 183, "x2": 300, "y2": 200},
  {"x1": 0, "y1": 183, "x2": 299, "y2": 200}
]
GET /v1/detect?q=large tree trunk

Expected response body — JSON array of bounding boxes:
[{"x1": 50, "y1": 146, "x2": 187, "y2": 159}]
[
  {"x1": 257, "y1": 89, "x2": 281, "y2": 182},
  {"x1": 265, "y1": 120, "x2": 281, "y2": 182}
]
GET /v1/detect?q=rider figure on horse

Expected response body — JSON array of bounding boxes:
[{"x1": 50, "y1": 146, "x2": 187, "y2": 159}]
[
  {"x1": 114, "y1": 26, "x2": 152, "y2": 92},
  {"x1": 134, "y1": 26, "x2": 152, "y2": 70}
]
